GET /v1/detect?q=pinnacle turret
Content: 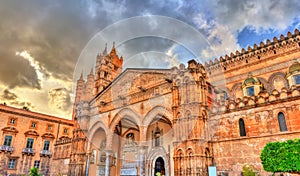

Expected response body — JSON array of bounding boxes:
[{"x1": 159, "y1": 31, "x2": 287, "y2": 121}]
[{"x1": 103, "y1": 43, "x2": 107, "y2": 55}]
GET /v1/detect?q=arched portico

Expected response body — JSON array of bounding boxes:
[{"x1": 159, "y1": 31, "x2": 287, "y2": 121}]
[
  {"x1": 142, "y1": 106, "x2": 172, "y2": 127},
  {"x1": 109, "y1": 108, "x2": 141, "y2": 131},
  {"x1": 87, "y1": 121, "x2": 108, "y2": 176},
  {"x1": 87, "y1": 121, "x2": 109, "y2": 150}
]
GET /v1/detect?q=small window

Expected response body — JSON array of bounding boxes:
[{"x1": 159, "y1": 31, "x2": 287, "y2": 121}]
[
  {"x1": 239, "y1": 119, "x2": 246, "y2": 137},
  {"x1": 104, "y1": 71, "x2": 108, "y2": 78},
  {"x1": 34, "y1": 160, "x2": 40, "y2": 169},
  {"x1": 3, "y1": 135, "x2": 12, "y2": 146},
  {"x1": 47, "y1": 125, "x2": 53, "y2": 131},
  {"x1": 278, "y1": 112, "x2": 288, "y2": 132},
  {"x1": 63, "y1": 128, "x2": 68, "y2": 134},
  {"x1": 294, "y1": 74, "x2": 300, "y2": 84},
  {"x1": 43, "y1": 140, "x2": 50, "y2": 151},
  {"x1": 31, "y1": 122, "x2": 37, "y2": 128},
  {"x1": 8, "y1": 159, "x2": 17, "y2": 169},
  {"x1": 26, "y1": 138, "x2": 34, "y2": 149},
  {"x1": 246, "y1": 86, "x2": 255, "y2": 96},
  {"x1": 10, "y1": 118, "x2": 16, "y2": 125}
]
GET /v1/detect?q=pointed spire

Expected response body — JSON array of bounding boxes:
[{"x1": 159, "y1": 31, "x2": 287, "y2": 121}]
[
  {"x1": 79, "y1": 72, "x2": 83, "y2": 80},
  {"x1": 103, "y1": 43, "x2": 107, "y2": 55},
  {"x1": 110, "y1": 42, "x2": 116, "y2": 55},
  {"x1": 89, "y1": 68, "x2": 93, "y2": 75}
]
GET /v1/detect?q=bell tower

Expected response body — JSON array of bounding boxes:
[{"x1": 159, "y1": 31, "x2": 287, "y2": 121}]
[{"x1": 94, "y1": 43, "x2": 123, "y2": 95}]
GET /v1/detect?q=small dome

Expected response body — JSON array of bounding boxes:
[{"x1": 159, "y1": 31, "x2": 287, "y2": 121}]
[
  {"x1": 243, "y1": 76, "x2": 261, "y2": 87},
  {"x1": 287, "y1": 61, "x2": 300, "y2": 76}
]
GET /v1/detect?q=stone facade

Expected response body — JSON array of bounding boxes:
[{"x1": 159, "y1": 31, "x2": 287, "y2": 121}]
[
  {"x1": 0, "y1": 104, "x2": 73, "y2": 176},
  {"x1": 207, "y1": 29, "x2": 300, "y2": 175},
  {"x1": 70, "y1": 29, "x2": 300, "y2": 176}
]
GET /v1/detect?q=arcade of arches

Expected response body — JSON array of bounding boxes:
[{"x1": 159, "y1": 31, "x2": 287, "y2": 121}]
[{"x1": 70, "y1": 31, "x2": 300, "y2": 176}]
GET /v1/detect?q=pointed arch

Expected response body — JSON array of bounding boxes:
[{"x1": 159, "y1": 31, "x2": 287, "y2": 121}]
[
  {"x1": 109, "y1": 108, "x2": 141, "y2": 131},
  {"x1": 238, "y1": 118, "x2": 246, "y2": 137},
  {"x1": 142, "y1": 106, "x2": 172, "y2": 127},
  {"x1": 278, "y1": 112, "x2": 288, "y2": 132},
  {"x1": 88, "y1": 121, "x2": 109, "y2": 141},
  {"x1": 268, "y1": 72, "x2": 288, "y2": 91}
]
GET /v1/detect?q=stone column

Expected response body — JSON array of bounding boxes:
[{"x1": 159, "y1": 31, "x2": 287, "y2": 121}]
[
  {"x1": 105, "y1": 150, "x2": 113, "y2": 176},
  {"x1": 139, "y1": 145, "x2": 148, "y2": 176}
]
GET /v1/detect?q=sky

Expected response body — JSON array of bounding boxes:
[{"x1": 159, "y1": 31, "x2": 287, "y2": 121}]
[{"x1": 0, "y1": 0, "x2": 299, "y2": 119}]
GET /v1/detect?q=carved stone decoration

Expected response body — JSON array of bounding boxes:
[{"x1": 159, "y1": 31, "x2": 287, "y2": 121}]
[
  {"x1": 2, "y1": 127, "x2": 19, "y2": 134},
  {"x1": 24, "y1": 130, "x2": 39, "y2": 137},
  {"x1": 41, "y1": 133, "x2": 55, "y2": 139}
]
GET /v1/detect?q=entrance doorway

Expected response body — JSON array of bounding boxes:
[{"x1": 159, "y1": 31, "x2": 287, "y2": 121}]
[{"x1": 154, "y1": 157, "x2": 165, "y2": 175}]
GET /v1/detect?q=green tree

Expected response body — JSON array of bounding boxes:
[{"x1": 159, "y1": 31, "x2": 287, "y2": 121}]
[
  {"x1": 29, "y1": 167, "x2": 41, "y2": 176},
  {"x1": 260, "y1": 139, "x2": 300, "y2": 174}
]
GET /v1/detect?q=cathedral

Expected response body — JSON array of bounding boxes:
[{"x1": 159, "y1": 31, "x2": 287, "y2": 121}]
[{"x1": 70, "y1": 29, "x2": 300, "y2": 176}]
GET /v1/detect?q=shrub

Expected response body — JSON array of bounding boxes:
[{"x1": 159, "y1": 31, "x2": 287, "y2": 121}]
[
  {"x1": 242, "y1": 164, "x2": 257, "y2": 176},
  {"x1": 29, "y1": 167, "x2": 41, "y2": 176},
  {"x1": 260, "y1": 139, "x2": 300, "y2": 174}
]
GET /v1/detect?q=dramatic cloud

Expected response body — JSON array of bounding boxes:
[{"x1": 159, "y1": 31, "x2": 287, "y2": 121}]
[
  {"x1": 0, "y1": 0, "x2": 299, "y2": 118},
  {"x1": 211, "y1": 0, "x2": 300, "y2": 32},
  {"x1": 0, "y1": 89, "x2": 35, "y2": 110},
  {"x1": 1, "y1": 89, "x2": 17, "y2": 101},
  {"x1": 48, "y1": 88, "x2": 72, "y2": 115}
]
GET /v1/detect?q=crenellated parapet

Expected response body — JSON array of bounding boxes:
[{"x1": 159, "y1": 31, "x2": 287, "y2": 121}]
[
  {"x1": 205, "y1": 29, "x2": 300, "y2": 72},
  {"x1": 211, "y1": 85, "x2": 300, "y2": 115}
]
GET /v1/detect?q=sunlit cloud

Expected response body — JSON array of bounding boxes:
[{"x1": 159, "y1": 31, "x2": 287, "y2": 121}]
[{"x1": 16, "y1": 50, "x2": 45, "y2": 81}]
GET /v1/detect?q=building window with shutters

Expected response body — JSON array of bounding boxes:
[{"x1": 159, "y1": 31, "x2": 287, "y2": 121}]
[
  {"x1": 8, "y1": 159, "x2": 17, "y2": 169},
  {"x1": 278, "y1": 112, "x2": 288, "y2": 132},
  {"x1": 43, "y1": 140, "x2": 50, "y2": 151},
  {"x1": 239, "y1": 118, "x2": 246, "y2": 137},
  {"x1": 34, "y1": 160, "x2": 40, "y2": 169},
  {"x1": 26, "y1": 138, "x2": 34, "y2": 149},
  {"x1": 3, "y1": 135, "x2": 12, "y2": 146}
]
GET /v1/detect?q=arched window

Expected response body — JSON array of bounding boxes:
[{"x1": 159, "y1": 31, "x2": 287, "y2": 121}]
[
  {"x1": 278, "y1": 112, "x2": 288, "y2": 132},
  {"x1": 239, "y1": 119, "x2": 246, "y2": 137}
]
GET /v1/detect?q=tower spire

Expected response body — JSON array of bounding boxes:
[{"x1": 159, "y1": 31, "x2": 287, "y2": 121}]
[
  {"x1": 110, "y1": 42, "x2": 116, "y2": 55},
  {"x1": 103, "y1": 43, "x2": 107, "y2": 55},
  {"x1": 79, "y1": 71, "x2": 84, "y2": 80}
]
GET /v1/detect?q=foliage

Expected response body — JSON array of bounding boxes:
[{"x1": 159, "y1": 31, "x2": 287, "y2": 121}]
[
  {"x1": 29, "y1": 167, "x2": 41, "y2": 176},
  {"x1": 242, "y1": 164, "x2": 257, "y2": 176},
  {"x1": 260, "y1": 139, "x2": 300, "y2": 173}
]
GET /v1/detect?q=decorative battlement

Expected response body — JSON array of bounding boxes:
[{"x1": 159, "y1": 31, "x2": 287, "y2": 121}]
[
  {"x1": 211, "y1": 85, "x2": 300, "y2": 114},
  {"x1": 205, "y1": 29, "x2": 300, "y2": 72}
]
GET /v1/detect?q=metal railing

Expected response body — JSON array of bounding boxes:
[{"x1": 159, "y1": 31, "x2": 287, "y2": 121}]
[
  {"x1": 22, "y1": 148, "x2": 36, "y2": 154},
  {"x1": 0, "y1": 145, "x2": 14, "y2": 152},
  {"x1": 40, "y1": 150, "x2": 52, "y2": 156}
]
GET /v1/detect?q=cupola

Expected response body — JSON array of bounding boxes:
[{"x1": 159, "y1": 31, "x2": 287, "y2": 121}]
[
  {"x1": 242, "y1": 74, "x2": 263, "y2": 96},
  {"x1": 286, "y1": 60, "x2": 300, "y2": 87}
]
